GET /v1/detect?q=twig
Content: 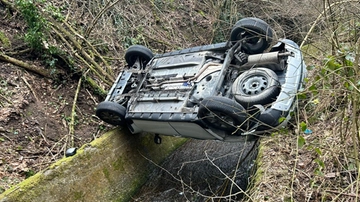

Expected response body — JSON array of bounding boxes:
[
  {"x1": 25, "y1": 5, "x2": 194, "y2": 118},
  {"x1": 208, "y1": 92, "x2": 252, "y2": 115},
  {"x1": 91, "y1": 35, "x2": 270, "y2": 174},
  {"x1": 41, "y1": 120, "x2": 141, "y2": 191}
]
[
  {"x1": 21, "y1": 76, "x2": 39, "y2": 102},
  {"x1": 0, "y1": 133, "x2": 12, "y2": 142},
  {"x1": 50, "y1": 84, "x2": 62, "y2": 96},
  {"x1": 326, "y1": 190, "x2": 358, "y2": 198},
  {"x1": 204, "y1": 151, "x2": 251, "y2": 199},
  {"x1": 33, "y1": 161, "x2": 54, "y2": 168},
  {"x1": 229, "y1": 140, "x2": 258, "y2": 198},
  {"x1": 36, "y1": 126, "x2": 49, "y2": 145},
  {"x1": 92, "y1": 127, "x2": 101, "y2": 140},
  {"x1": 47, "y1": 133, "x2": 67, "y2": 158},
  {"x1": 68, "y1": 76, "x2": 82, "y2": 147},
  {"x1": 300, "y1": 0, "x2": 359, "y2": 48},
  {"x1": 46, "y1": 147, "x2": 56, "y2": 160},
  {"x1": 0, "y1": 93, "x2": 13, "y2": 105},
  {"x1": 86, "y1": 89, "x2": 97, "y2": 104},
  {"x1": 84, "y1": 0, "x2": 122, "y2": 38}
]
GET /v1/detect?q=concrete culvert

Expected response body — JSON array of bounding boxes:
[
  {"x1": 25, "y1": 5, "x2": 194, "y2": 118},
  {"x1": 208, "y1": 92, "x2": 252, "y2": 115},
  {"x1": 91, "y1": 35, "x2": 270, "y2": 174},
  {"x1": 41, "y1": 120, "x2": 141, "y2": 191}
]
[
  {"x1": 0, "y1": 129, "x2": 187, "y2": 202},
  {"x1": 132, "y1": 139, "x2": 259, "y2": 201}
]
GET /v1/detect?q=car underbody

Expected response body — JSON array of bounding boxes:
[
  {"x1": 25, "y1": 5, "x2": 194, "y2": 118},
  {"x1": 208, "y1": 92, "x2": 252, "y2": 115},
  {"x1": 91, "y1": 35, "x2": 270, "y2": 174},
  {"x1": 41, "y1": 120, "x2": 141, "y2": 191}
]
[{"x1": 96, "y1": 17, "x2": 307, "y2": 142}]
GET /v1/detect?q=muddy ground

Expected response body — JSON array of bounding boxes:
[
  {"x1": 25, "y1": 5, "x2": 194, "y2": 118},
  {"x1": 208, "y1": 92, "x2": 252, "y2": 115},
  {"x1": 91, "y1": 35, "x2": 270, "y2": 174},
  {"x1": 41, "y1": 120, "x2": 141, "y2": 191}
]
[{"x1": 0, "y1": 63, "x2": 106, "y2": 192}]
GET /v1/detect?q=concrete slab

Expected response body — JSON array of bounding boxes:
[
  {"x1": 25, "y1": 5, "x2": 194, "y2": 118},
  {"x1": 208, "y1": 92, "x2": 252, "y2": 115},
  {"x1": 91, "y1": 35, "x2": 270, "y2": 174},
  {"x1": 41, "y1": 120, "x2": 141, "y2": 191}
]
[{"x1": 0, "y1": 128, "x2": 187, "y2": 202}]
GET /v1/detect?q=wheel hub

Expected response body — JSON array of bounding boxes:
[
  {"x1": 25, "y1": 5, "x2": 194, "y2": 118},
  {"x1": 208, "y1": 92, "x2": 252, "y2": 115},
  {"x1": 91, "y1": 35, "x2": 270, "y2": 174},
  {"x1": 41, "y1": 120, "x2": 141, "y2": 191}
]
[{"x1": 241, "y1": 76, "x2": 268, "y2": 95}]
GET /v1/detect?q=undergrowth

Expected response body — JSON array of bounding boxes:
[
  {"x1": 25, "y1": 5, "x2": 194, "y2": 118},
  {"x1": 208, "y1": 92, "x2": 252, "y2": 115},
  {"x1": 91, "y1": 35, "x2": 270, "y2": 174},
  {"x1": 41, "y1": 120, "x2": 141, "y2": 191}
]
[
  {"x1": 244, "y1": 1, "x2": 360, "y2": 201},
  {"x1": 298, "y1": 1, "x2": 360, "y2": 201},
  {"x1": 15, "y1": 0, "x2": 65, "y2": 73}
]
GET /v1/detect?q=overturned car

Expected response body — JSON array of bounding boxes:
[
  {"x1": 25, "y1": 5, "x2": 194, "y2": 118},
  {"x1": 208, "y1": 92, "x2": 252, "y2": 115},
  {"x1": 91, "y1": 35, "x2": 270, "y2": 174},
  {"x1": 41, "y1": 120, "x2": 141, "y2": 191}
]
[{"x1": 95, "y1": 17, "x2": 306, "y2": 142}]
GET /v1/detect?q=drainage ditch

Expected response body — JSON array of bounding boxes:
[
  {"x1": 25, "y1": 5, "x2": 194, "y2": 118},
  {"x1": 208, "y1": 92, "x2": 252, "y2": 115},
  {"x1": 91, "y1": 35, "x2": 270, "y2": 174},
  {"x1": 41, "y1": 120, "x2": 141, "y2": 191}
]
[{"x1": 131, "y1": 138, "x2": 259, "y2": 201}]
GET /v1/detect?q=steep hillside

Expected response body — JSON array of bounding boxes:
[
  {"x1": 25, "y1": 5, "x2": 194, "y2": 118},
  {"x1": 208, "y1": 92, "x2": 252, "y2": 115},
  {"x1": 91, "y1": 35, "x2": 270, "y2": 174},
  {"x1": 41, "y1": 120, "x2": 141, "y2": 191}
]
[{"x1": 0, "y1": 0, "x2": 360, "y2": 201}]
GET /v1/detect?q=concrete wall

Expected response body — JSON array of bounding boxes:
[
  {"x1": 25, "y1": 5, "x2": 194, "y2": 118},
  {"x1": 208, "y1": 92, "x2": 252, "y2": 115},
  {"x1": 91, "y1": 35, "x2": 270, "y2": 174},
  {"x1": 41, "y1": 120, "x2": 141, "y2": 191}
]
[{"x1": 0, "y1": 128, "x2": 187, "y2": 202}]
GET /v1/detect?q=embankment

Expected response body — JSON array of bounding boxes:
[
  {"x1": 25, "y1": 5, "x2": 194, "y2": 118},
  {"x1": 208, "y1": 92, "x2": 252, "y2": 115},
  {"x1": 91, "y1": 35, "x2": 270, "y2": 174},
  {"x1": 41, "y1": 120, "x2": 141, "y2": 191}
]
[{"x1": 0, "y1": 128, "x2": 187, "y2": 202}]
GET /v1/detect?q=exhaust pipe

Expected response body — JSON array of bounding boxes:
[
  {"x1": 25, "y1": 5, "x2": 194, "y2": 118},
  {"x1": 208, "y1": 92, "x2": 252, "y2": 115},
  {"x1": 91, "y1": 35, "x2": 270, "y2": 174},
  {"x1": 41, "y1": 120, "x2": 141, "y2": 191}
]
[{"x1": 241, "y1": 52, "x2": 292, "y2": 68}]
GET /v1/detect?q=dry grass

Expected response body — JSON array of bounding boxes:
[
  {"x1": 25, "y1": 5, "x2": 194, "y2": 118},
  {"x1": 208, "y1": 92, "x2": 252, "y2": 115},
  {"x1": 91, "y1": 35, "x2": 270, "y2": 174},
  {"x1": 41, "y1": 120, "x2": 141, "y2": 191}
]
[{"x1": 245, "y1": 1, "x2": 360, "y2": 201}]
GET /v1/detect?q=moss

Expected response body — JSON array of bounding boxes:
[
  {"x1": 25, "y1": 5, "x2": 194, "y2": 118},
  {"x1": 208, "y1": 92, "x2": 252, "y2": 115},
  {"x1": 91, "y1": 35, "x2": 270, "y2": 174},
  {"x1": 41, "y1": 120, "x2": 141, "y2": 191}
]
[
  {"x1": 112, "y1": 157, "x2": 125, "y2": 171},
  {"x1": 45, "y1": 131, "x2": 117, "y2": 171},
  {"x1": 73, "y1": 191, "x2": 84, "y2": 200},
  {"x1": 0, "y1": 31, "x2": 11, "y2": 48},
  {"x1": 0, "y1": 129, "x2": 187, "y2": 202},
  {"x1": 243, "y1": 138, "x2": 267, "y2": 200},
  {"x1": 103, "y1": 168, "x2": 110, "y2": 182},
  {"x1": 0, "y1": 132, "x2": 117, "y2": 200},
  {"x1": 172, "y1": 137, "x2": 188, "y2": 148},
  {"x1": 114, "y1": 172, "x2": 148, "y2": 202},
  {"x1": 251, "y1": 141, "x2": 266, "y2": 181},
  {"x1": 0, "y1": 172, "x2": 44, "y2": 200}
]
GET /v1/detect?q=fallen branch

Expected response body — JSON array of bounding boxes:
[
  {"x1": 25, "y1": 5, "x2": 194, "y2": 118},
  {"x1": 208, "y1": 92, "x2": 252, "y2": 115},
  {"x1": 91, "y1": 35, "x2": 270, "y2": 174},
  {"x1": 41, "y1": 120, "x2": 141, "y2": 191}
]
[
  {"x1": 83, "y1": 74, "x2": 107, "y2": 97},
  {"x1": 68, "y1": 75, "x2": 83, "y2": 147},
  {"x1": 63, "y1": 21, "x2": 114, "y2": 76},
  {"x1": 50, "y1": 20, "x2": 114, "y2": 83},
  {"x1": 0, "y1": 53, "x2": 52, "y2": 78},
  {"x1": 50, "y1": 23, "x2": 112, "y2": 87}
]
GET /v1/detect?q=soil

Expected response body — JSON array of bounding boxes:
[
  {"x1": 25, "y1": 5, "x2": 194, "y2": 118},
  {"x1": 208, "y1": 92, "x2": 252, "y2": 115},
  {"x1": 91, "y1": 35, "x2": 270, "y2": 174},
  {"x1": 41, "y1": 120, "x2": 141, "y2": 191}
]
[
  {"x1": 0, "y1": 2, "x2": 113, "y2": 193},
  {"x1": 0, "y1": 62, "x2": 106, "y2": 193}
]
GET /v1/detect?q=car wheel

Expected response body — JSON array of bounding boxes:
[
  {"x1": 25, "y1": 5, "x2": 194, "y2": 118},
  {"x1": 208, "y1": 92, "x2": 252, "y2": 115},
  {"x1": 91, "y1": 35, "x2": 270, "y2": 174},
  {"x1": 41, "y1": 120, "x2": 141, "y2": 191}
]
[
  {"x1": 96, "y1": 101, "x2": 126, "y2": 125},
  {"x1": 232, "y1": 68, "x2": 280, "y2": 108},
  {"x1": 230, "y1": 17, "x2": 273, "y2": 54},
  {"x1": 125, "y1": 45, "x2": 154, "y2": 68},
  {"x1": 198, "y1": 96, "x2": 247, "y2": 132}
]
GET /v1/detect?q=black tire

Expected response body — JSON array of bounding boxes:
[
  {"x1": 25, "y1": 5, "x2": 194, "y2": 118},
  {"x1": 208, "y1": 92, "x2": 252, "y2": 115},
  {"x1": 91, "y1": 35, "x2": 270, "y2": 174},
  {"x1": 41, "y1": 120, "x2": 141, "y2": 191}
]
[
  {"x1": 230, "y1": 17, "x2": 273, "y2": 54},
  {"x1": 96, "y1": 101, "x2": 126, "y2": 125},
  {"x1": 198, "y1": 96, "x2": 247, "y2": 132},
  {"x1": 232, "y1": 68, "x2": 280, "y2": 108},
  {"x1": 125, "y1": 45, "x2": 154, "y2": 67}
]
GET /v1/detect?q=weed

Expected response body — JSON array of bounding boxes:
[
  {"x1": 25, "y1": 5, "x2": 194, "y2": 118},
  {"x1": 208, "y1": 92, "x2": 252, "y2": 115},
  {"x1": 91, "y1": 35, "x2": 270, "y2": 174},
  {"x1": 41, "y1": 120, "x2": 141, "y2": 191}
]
[
  {"x1": 0, "y1": 31, "x2": 11, "y2": 48},
  {"x1": 24, "y1": 170, "x2": 35, "y2": 179},
  {"x1": 45, "y1": 2, "x2": 65, "y2": 21},
  {"x1": 15, "y1": 0, "x2": 48, "y2": 52},
  {"x1": 15, "y1": 0, "x2": 68, "y2": 74}
]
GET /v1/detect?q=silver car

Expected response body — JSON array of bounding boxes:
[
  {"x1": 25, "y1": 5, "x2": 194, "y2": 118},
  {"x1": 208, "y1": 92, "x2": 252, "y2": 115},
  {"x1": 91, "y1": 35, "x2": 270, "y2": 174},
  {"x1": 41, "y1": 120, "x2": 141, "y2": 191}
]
[{"x1": 96, "y1": 17, "x2": 306, "y2": 143}]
